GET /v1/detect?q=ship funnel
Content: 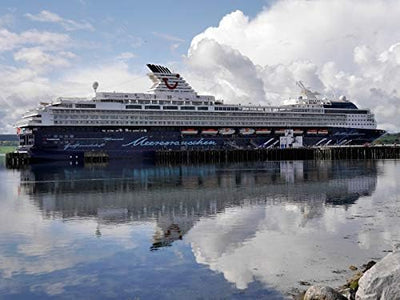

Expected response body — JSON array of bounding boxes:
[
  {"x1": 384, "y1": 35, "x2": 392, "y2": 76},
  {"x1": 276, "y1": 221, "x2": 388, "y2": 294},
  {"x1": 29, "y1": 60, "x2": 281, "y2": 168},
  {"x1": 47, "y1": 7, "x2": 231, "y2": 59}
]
[{"x1": 146, "y1": 63, "x2": 196, "y2": 94}]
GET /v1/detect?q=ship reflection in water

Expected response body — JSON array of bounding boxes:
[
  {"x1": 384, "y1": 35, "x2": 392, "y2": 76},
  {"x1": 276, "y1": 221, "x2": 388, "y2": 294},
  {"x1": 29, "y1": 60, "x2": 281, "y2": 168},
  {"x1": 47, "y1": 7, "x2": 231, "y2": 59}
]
[
  {"x1": 20, "y1": 161, "x2": 377, "y2": 249},
  {"x1": 2, "y1": 159, "x2": 400, "y2": 298}
]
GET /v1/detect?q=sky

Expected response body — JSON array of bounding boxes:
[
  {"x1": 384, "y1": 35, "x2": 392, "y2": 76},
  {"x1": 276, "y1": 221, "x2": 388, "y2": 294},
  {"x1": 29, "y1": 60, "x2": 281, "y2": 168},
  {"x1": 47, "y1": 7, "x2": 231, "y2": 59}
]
[{"x1": 1, "y1": 0, "x2": 400, "y2": 133}]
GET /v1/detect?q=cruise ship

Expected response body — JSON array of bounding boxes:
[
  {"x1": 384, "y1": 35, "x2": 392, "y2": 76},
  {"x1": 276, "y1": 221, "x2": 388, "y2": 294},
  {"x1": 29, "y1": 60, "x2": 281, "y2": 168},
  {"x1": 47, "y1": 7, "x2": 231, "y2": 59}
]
[{"x1": 15, "y1": 64, "x2": 385, "y2": 161}]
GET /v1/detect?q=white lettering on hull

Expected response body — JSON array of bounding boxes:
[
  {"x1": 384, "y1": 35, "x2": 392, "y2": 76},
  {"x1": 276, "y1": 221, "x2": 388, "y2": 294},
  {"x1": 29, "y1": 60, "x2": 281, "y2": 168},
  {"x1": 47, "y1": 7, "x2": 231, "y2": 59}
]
[
  {"x1": 122, "y1": 137, "x2": 217, "y2": 147},
  {"x1": 64, "y1": 143, "x2": 106, "y2": 150}
]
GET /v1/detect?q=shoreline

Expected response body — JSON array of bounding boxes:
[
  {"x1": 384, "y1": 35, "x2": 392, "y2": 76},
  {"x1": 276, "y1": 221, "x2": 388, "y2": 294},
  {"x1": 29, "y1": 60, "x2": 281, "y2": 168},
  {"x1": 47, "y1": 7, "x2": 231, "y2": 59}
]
[{"x1": 297, "y1": 244, "x2": 400, "y2": 300}]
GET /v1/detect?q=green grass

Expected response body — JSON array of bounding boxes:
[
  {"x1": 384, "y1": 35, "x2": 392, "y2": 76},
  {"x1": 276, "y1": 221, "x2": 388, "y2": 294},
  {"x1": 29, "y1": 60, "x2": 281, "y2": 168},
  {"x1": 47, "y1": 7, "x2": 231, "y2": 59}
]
[
  {"x1": 375, "y1": 133, "x2": 400, "y2": 144},
  {"x1": 0, "y1": 146, "x2": 16, "y2": 154}
]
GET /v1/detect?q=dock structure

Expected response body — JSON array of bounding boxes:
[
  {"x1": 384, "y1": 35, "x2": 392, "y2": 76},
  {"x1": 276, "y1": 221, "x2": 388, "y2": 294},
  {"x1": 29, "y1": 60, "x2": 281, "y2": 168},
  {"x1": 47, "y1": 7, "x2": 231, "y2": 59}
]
[
  {"x1": 5, "y1": 150, "x2": 109, "y2": 168},
  {"x1": 5, "y1": 152, "x2": 30, "y2": 168},
  {"x1": 155, "y1": 145, "x2": 400, "y2": 164},
  {"x1": 5, "y1": 145, "x2": 400, "y2": 168},
  {"x1": 314, "y1": 145, "x2": 400, "y2": 160},
  {"x1": 156, "y1": 148, "x2": 314, "y2": 164},
  {"x1": 84, "y1": 151, "x2": 109, "y2": 164}
]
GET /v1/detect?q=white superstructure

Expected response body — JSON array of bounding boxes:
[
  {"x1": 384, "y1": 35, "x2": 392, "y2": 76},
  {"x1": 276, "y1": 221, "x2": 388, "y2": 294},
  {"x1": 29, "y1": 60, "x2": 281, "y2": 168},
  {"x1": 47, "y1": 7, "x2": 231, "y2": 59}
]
[{"x1": 16, "y1": 64, "x2": 377, "y2": 131}]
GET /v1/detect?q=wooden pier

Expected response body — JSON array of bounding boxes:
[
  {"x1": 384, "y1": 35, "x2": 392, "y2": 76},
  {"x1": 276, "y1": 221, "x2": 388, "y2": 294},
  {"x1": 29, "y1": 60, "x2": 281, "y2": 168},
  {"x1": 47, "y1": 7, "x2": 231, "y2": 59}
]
[
  {"x1": 314, "y1": 145, "x2": 400, "y2": 160},
  {"x1": 5, "y1": 152, "x2": 30, "y2": 168},
  {"x1": 5, "y1": 151, "x2": 109, "y2": 168},
  {"x1": 84, "y1": 151, "x2": 109, "y2": 163},
  {"x1": 155, "y1": 145, "x2": 400, "y2": 164},
  {"x1": 5, "y1": 145, "x2": 400, "y2": 168}
]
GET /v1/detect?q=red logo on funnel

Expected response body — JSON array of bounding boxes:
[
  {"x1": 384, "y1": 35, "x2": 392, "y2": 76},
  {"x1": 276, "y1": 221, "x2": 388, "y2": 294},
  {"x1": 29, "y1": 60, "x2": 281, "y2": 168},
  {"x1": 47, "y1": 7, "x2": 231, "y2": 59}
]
[{"x1": 162, "y1": 74, "x2": 180, "y2": 90}]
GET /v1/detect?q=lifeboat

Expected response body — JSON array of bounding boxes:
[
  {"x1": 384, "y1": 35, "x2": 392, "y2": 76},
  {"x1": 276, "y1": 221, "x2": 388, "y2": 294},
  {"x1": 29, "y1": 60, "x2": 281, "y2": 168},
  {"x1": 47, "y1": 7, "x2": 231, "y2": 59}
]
[
  {"x1": 293, "y1": 129, "x2": 304, "y2": 135},
  {"x1": 307, "y1": 129, "x2": 318, "y2": 135},
  {"x1": 255, "y1": 128, "x2": 271, "y2": 135},
  {"x1": 239, "y1": 128, "x2": 255, "y2": 135},
  {"x1": 274, "y1": 129, "x2": 286, "y2": 135},
  {"x1": 219, "y1": 128, "x2": 235, "y2": 135},
  {"x1": 318, "y1": 129, "x2": 329, "y2": 135},
  {"x1": 201, "y1": 129, "x2": 218, "y2": 135},
  {"x1": 181, "y1": 128, "x2": 198, "y2": 135}
]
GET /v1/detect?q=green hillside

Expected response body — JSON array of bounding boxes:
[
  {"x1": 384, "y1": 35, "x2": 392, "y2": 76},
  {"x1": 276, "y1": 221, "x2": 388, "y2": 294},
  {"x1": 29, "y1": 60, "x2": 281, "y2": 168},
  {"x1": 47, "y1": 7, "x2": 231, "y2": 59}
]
[
  {"x1": 0, "y1": 146, "x2": 16, "y2": 154},
  {"x1": 374, "y1": 133, "x2": 400, "y2": 144},
  {"x1": 0, "y1": 134, "x2": 18, "y2": 154}
]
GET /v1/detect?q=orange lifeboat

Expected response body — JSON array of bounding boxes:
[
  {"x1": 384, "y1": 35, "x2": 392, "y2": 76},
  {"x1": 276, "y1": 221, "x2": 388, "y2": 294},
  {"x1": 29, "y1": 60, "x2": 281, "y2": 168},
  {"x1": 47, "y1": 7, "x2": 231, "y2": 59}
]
[
  {"x1": 181, "y1": 128, "x2": 198, "y2": 135},
  {"x1": 255, "y1": 128, "x2": 271, "y2": 135},
  {"x1": 201, "y1": 129, "x2": 218, "y2": 135},
  {"x1": 293, "y1": 129, "x2": 304, "y2": 135},
  {"x1": 274, "y1": 129, "x2": 286, "y2": 135},
  {"x1": 219, "y1": 128, "x2": 235, "y2": 135},
  {"x1": 307, "y1": 129, "x2": 318, "y2": 135},
  {"x1": 318, "y1": 129, "x2": 329, "y2": 135},
  {"x1": 239, "y1": 128, "x2": 255, "y2": 135}
]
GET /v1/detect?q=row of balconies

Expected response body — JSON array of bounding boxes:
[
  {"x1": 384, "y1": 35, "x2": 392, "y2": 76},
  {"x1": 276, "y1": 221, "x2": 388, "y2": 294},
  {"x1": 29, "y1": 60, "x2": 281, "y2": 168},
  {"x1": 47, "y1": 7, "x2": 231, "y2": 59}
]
[
  {"x1": 51, "y1": 119, "x2": 374, "y2": 128},
  {"x1": 51, "y1": 113, "x2": 346, "y2": 122}
]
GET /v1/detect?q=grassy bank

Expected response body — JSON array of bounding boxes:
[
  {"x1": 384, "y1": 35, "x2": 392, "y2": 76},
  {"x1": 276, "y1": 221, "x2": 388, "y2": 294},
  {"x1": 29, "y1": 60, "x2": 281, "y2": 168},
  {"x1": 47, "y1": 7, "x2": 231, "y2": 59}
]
[
  {"x1": 0, "y1": 146, "x2": 16, "y2": 154},
  {"x1": 375, "y1": 133, "x2": 400, "y2": 144}
]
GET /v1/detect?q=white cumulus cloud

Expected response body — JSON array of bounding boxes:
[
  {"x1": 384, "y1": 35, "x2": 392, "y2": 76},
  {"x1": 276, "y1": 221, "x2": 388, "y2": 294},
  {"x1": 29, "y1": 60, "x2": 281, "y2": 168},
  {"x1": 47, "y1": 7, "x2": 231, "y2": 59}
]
[
  {"x1": 14, "y1": 47, "x2": 76, "y2": 70},
  {"x1": 2, "y1": 0, "x2": 400, "y2": 133},
  {"x1": 115, "y1": 51, "x2": 136, "y2": 62},
  {"x1": 0, "y1": 28, "x2": 70, "y2": 52},
  {"x1": 185, "y1": 38, "x2": 267, "y2": 104},
  {"x1": 186, "y1": 0, "x2": 400, "y2": 131},
  {"x1": 25, "y1": 10, "x2": 94, "y2": 31},
  {"x1": 0, "y1": 62, "x2": 148, "y2": 133}
]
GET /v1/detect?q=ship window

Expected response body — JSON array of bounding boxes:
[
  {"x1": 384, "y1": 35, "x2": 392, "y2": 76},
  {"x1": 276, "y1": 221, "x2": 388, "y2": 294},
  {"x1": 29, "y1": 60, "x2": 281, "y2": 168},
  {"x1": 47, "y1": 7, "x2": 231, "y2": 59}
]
[
  {"x1": 163, "y1": 106, "x2": 178, "y2": 110},
  {"x1": 63, "y1": 103, "x2": 73, "y2": 108},
  {"x1": 145, "y1": 105, "x2": 160, "y2": 110},
  {"x1": 198, "y1": 107, "x2": 208, "y2": 111},
  {"x1": 76, "y1": 104, "x2": 96, "y2": 108},
  {"x1": 181, "y1": 106, "x2": 195, "y2": 110},
  {"x1": 126, "y1": 105, "x2": 142, "y2": 109}
]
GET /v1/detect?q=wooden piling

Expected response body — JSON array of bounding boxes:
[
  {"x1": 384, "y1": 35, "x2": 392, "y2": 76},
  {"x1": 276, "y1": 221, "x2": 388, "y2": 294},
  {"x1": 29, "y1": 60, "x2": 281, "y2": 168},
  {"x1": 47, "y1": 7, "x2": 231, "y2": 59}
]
[
  {"x1": 4, "y1": 145, "x2": 400, "y2": 168},
  {"x1": 155, "y1": 145, "x2": 400, "y2": 165},
  {"x1": 5, "y1": 152, "x2": 30, "y2": 168},
  {"x1": 84, "y1": 151, "x2": 109, "y2": 163}
]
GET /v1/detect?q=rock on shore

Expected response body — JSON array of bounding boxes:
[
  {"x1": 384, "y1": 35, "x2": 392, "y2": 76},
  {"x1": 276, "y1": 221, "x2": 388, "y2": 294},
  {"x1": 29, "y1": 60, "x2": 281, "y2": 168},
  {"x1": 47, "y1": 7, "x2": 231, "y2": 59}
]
[
  {"x1": 304, "y1": 285, "x2": 347, "y2": 300},
  {"x1": 356, "y1": 244, "x2": 400, "y2": 300}
]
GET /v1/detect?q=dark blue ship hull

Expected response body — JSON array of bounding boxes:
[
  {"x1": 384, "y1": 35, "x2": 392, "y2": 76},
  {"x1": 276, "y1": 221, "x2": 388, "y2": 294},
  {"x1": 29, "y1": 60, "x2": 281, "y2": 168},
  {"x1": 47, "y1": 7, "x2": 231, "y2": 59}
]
[{"x1": 17, "y1": 126, "x2": 385, "y2": 161}]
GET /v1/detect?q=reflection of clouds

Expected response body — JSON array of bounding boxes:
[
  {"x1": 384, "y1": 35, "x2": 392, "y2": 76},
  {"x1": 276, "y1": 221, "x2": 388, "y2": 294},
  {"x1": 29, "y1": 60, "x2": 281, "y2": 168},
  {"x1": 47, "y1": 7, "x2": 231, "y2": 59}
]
[
  {"x1": 188, "y1": 206, "x2": 265, "y2": 289},
  {"x1": 188, "y1": 203, "x2": 359, "y2": 291},
  {"x1": 2, "y1": 159, "x2": 398, "y2": 296},
  {"x1": 29, "y1": 274, "x2": 99, "y2": 296},
  {"x1": 32, "y1": 282, "x2": 66, "y2": 296},
  {"x1": 0, "y1": 169, "x2": 152, "y2": 283},
  {"x1": 353, "y1": 161, "x2": 400, "y2": 249},
  {"x1": 0, "y1": 211, "x2": 153, "y2": 295},
  {"x1": 0, "y1": 218, "x2": 149, "y2": 278},
  {"x1": 186, "y1": 162, "x2": 400, "y2": 293},
  {"x1": 322, "y1": 207, "x2": 348, "y2": 234},
  {"x1": 190, "y1": 206, "x2": 265, "y2": 268},
  {"x1": 188, "y1": 203, "x2": 345, "y2": 291}
]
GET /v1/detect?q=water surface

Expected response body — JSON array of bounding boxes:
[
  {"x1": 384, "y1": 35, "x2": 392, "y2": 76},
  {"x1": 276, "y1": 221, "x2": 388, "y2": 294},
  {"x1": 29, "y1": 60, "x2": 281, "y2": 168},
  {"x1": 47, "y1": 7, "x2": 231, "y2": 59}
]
[{"x1": 0, "y1": 158, "x2": 399, "y2": 299}]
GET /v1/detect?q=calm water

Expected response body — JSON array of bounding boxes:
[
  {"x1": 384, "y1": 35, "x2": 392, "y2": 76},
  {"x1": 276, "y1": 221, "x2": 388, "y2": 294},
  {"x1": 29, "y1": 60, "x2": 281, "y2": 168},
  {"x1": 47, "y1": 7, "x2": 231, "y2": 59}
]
[{"x1": 0, "y1": 157, "x2": 400, "y2": 299}]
